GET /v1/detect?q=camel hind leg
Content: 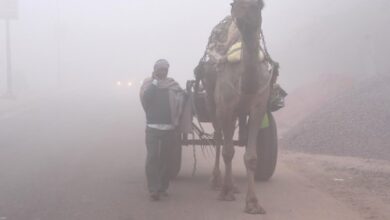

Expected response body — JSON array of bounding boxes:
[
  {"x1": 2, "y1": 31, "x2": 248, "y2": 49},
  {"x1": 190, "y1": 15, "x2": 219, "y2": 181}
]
[
  {"x1": 218, "y1": 113, "x2": 237, "y2": 201},
  {"x1": 211, "y1": 129, "x2": 240, "y2": 193}
]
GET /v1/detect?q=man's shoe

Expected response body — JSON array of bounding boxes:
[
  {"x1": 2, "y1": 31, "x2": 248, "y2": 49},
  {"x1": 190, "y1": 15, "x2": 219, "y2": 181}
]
[
  {"x1": 149, "y1": 192, "x2": 160, "y2": 201},
  {"x1": 159, "y1": 191, "x2": 168, "y2": 197}
]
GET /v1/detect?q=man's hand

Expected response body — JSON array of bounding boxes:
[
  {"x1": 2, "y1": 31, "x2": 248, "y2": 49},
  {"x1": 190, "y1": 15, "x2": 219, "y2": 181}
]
[{"x1": 153, "y1": 68, "x2": 169, "y2": 80}]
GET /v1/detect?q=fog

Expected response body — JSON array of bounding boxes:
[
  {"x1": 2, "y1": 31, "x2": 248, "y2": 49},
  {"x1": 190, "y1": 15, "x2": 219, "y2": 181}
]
[
  {"x1": 1, "y1": 1, "x2": 390, "y2": 219},
  {"x1": 1, "y1": 0, "x2": 389, "y2": 95}
]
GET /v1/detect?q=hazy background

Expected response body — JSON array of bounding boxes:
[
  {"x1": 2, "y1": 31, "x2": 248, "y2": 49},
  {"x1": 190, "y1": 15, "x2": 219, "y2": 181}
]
[
  {"x1": 1, "y1": 2, "x2": 390, "y2": 219},
  {"x1": 0, "y1": 0, "x2": 389, "y2": 94}
]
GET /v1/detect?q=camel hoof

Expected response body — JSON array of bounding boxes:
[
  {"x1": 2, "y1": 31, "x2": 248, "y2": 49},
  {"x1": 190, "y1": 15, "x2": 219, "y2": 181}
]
[
  {"x1": 232, "y1": 185, "x2": 240, "y2": 194},
  {"x1": 245, "y1": 202, "x2": 266, "y2": 215},
  {"x1": 244, "y1": 155, "x2": 258, "y2": 171},
  {"x1": 210, "y1": 174, "x2": 223, "y2": 190},
  {"x1": 218, "y1": 189, "x2": 236, "y2": 201},
  {"x1": 211, "y1": 183, "x2": 222, "y2": 191}
]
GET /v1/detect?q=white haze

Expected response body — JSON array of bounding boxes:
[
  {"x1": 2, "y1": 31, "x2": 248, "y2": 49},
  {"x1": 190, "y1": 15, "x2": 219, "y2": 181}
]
[{"x1": 0, "y1": 0, "x2": 389, "y2": 94}]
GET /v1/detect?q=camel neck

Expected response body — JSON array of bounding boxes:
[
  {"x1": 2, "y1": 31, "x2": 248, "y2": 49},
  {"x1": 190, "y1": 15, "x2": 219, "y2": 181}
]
[
  {"x1": 240, "y1": 30, "x2": 261, "y2": 94},
  {"x1": 242, "y1": 31, "x2": 260, "y2": 61}
]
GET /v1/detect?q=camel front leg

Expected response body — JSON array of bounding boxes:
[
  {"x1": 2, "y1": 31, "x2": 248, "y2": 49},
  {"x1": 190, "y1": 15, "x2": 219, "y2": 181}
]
[
  {"x1": 244, "y1": 108, "x2": 266, "y2": 214},
  {"x1": 211, "y1": 130, "x2": 223, "y2": 190},
  {"x1": 218, "y1": 114, "x2": 237, "y2": 201}
]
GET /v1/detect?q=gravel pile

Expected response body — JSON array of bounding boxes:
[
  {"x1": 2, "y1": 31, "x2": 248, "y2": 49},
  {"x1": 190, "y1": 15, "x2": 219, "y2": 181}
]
[{"x1": 282, "y1": 74, "x2": 390, "y2": 161}]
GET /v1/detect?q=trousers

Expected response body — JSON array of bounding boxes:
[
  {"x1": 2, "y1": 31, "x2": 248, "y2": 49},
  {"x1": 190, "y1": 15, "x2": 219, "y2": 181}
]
[{"x1": 145, "y1": 127, "x2": 175, "y2": 193}]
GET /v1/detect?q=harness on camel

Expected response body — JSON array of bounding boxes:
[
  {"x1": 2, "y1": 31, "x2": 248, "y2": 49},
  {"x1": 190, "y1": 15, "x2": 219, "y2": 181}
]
[{"x1": 194, "y1": 16, "x2": 286, "y2": 115}]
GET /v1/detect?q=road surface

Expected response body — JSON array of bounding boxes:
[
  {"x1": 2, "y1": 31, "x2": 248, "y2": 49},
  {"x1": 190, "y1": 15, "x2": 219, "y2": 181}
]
[{"x1": 0, "y1": 90, "x2": 365, "y2": 220}]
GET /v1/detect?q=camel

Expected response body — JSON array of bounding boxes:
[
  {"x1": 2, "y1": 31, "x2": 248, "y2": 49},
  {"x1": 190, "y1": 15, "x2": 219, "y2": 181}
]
[{"x1": 197, "y1": 0, "x2": 271, "y2": 214}]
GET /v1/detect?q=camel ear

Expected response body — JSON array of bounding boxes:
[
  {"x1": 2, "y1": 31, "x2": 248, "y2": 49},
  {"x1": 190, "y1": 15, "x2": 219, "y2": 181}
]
[{"x1": 258, "y1": 0, "x2": 265, "y2": 9}]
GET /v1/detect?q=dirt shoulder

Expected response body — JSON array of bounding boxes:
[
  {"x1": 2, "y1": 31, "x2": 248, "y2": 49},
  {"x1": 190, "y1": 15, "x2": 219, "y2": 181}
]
[{"x1": 282, "y1": 151, "x2": 390, "y2": 220}]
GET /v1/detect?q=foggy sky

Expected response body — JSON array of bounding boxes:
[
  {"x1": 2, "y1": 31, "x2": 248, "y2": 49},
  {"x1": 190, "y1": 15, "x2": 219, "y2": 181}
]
[{"x1": 0, "y1": 0, "x2": 389, "y2": 94}]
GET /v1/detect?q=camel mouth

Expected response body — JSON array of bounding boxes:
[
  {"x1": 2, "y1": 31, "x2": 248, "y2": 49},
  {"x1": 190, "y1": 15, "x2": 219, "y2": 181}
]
[{"x1": 236, "y1": 17, "x2": 260, "y2": 32}]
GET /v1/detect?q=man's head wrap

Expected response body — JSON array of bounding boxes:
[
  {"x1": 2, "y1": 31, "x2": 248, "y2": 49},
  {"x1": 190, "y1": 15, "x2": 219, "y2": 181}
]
[{"x1": 154, "y1": 59, "x2": 170, "y2": 71}]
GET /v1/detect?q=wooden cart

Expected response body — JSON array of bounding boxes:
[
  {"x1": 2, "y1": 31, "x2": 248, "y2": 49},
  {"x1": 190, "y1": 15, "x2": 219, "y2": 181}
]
[{"x1": 169, "y1": 80, "x2": 278, "y2": 182}]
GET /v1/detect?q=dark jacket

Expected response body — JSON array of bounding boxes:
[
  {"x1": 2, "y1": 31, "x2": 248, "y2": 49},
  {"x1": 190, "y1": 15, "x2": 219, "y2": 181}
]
[{"x1": 141, "y1": 83, "x2": 172, "y2": 125}]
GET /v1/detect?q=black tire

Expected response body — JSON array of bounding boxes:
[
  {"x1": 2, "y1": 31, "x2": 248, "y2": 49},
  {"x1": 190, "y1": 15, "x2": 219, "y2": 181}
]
[
  {"x1": 255, "y1": 113, "x2": 278, "y2": 181},
  {"x1": 169, "y1": 133, "x2": 182, "y2": 179}
]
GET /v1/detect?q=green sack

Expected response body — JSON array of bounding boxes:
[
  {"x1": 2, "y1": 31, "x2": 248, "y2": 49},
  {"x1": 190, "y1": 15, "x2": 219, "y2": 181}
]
[{"x1": 261, "y1": 113, "x2": 269, "y2": 129}]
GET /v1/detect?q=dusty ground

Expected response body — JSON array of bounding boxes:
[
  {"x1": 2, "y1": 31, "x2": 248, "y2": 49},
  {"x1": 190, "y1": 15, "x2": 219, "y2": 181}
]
[
  {"x1": 0, "y1": 90, "x2": 387, "y2": 220},
  {"x1": 277, "y1": 74, "x2": 390, "y2": 220},
  {"x1": 282, "y1": 151, "x2": 390, "y2": 220}
]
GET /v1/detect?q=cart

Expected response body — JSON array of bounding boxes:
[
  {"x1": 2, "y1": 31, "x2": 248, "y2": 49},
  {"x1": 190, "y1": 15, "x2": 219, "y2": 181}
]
[{"x1": 169, "y1": 80, "x2": 278, "y2": 182}]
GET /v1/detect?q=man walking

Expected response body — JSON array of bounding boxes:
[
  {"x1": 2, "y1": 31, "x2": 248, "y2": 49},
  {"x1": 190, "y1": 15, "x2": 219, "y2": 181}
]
[{"x1": 140, "y1": 59, "x2": 185, "y2": 201}]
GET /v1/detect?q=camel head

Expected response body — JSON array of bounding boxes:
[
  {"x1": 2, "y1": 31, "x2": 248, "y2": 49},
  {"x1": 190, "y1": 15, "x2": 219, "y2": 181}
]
[{"x1": 231, "y1": 0, "x2": 264, "y2": 36}]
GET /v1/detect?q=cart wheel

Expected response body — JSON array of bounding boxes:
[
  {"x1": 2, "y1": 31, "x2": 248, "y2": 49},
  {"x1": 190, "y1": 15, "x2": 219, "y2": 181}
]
[
  {"x1": 255, "y1": 112, "x2": 278, "y2": 181},
  {"x1": 169, "y1": 133, "x2": 182, "y2": 179}
]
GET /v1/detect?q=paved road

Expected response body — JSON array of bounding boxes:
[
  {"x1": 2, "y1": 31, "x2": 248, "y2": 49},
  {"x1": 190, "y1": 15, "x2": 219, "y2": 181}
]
[{"x1": 0, "y1": 91, "x2": 364, "y2": 220}]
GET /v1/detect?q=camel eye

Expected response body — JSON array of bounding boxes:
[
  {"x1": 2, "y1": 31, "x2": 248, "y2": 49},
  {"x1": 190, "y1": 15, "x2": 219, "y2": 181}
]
[{"x1": 249, "y1": 6, "x2": 260, "y2": 13}]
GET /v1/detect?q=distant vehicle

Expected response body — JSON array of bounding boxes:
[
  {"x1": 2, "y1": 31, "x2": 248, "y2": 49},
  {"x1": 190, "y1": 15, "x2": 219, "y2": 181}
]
[{"x1": 115, "y1": 80, "x2": 138, "y2": 88}]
